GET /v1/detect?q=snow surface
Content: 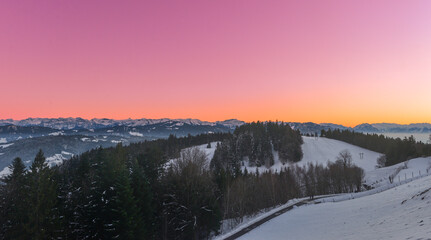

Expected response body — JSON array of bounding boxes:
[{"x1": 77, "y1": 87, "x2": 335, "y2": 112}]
[
  {"x1": 212, "y1": 137, "x2": 431, "y2": 239},
  {"x1": 0, "y1": 138, "x2": 7, "y2": 143},
  {"x1": 129, "y1": 131, "x2": 144, "y2": 137},
  {"x1": 299, "y1": 137, "x2": 382, "y2": 172},
  {"x1": 0, "y1": 143, "x2": 14, "y2": 149},
  {"x1": 46, "y1": 151, "x2": 74, "y2": 166},
  {"x1": 173, "y1": 137, "x2": 429, "y2": 188},
  {"x1": 48, "y1": 131, "x2": 64, "y2": 136},
  {"x1": 214, "y1": 198, "x2": 305, "y2": 240},
  {"x1": 365, "y1": 157, "x2": 431, "y2": 188},
  {"x1": 166, "y1": 142, "x2": 218, "y2": 169},
  {"x1": 0, "y1": 166, "x2": 11, "y2": 177},
  {"x1": 236, "y1": 137, "x2": 382, "y2": 175},
  {"x1": 238, "y1": 174, "x2": 431, "y2": 240}
]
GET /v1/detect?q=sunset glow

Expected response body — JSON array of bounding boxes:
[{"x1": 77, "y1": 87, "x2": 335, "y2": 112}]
[{"x1": 1, "y1": 0, "x2": 431, "y2": 126}]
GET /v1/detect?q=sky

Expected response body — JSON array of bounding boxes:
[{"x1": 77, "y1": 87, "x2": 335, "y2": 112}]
[{"x1": 1, "y1": 0, "x2": 430, "y2": 127}]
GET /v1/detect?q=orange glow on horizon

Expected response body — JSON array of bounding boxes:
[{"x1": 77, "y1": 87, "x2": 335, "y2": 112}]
[{"x1": 1, "y1": 0, "x2": 430, "y2": 127}]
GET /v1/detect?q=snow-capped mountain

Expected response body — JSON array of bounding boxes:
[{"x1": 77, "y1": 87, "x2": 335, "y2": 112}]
[
  {"x1": 0, "y1": 118, "x2": 245, "y2": 130},
  {"x1": 368, "y1": 123, "x2": 431, "y2": 133},
  {"x1": 353, "y1": 123, "x2": 380, "y2": 132},
  {"x1": 288, "y1": 122, "x2": 431, "y2": 134}
]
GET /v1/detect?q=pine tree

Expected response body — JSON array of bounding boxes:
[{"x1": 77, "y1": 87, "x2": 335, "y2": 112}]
[
  {"x1": 26, "y1": 150, "x2": 61, "y2": 240},
  {"x1": 130, "y1": 159, "x2": 153, "y2": 238},
  {"x1": 0, "y1": 158, "x2": 30, "y2": 240}
]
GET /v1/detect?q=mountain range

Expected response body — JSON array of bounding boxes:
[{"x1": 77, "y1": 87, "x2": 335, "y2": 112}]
[
  {"x1": 288, "y1": 122, "x2": 431, "y2": 134},
  {"x1": 0, "y1": 118, "x2": 430, "y2": 175}
]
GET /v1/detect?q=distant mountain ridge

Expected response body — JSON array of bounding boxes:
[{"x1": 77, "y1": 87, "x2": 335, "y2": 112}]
[
  {"x1": 1, "y1": 118, "x2": 430, "y2": 133},
  {"x1": 287, "y1": 122, "x2": 431, "y2": 134},
  {"x1": 0, "y1": 118, "x2": 245, "y2": 130}
]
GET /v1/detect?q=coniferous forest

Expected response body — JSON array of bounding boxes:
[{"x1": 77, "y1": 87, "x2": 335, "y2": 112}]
[
  {"x1": 1, "y1": 123, "x2": 364, "y2": 240},
  {"x1": 321, "y1": 129, "x2": 431, "y2": 166}
]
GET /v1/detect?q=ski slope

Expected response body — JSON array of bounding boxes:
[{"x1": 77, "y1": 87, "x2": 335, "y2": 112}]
[{"x1": 238, "y1": 174, "x2": 431, "y2": 240}]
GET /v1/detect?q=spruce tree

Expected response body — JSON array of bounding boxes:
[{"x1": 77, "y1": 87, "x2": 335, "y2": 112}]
[
  {"x1": 26, "y1": 150, "x2": 61, "y2": 240},
  {"x1": 0, "y1": 158, "x2": 30, "y2": 240}
]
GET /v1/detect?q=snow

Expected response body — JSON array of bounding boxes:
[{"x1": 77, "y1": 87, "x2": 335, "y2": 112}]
[
  {"x1": 48, "y1": 131, "x2": 64, "y2": 136},
  {"x1": 46, "y1": 153, "x2": 73, "y2": 166},
  {"x1": 0, "y1": 166, "x2": 11, "y2": 177},
  {"x1": 0, "y1": 138, "x2": 7, "y2": 143},
  {"x1": 238, "y1": 174, "x2": 431, "y2": 240},
  {"x1": 238, "y1": 137, "x2": 382, "y2": 174},
  {"x1": 80, "y1": 137, "x2": 90, "y2": 142},
  {"x1": 213, "y1": 137, "x2": 431, "y2": 239},
  {"x1": 46, "y1": 154, "x2": 67, "y2": 166},
  {"x1": 61, "y1": 151, "x2": 73, "y2": 156},
  {"x1": 166, "y1": 142, "x2": 219, "y2": 169},
  {"x1": 176, "y1": 137, "x2": 428, "y2": 187},
  {"x1": 44, "y1": 151, "x2": 74, "y2": 166},
  {"x1": 214, "y1": 198, "x2": 305, "y2": 240},
  {"x1": 129, "y1": 131, "x2": 144, "y2": 137},
  {"x1": 365, "y1": 157, "x2": 431, "y2": 188},
  {"x1": 0, "y1": 143, "x2": 14, "y2": 149},
  {"x1": 299, "y1": 137, "x2": 382, "y2": 172}
]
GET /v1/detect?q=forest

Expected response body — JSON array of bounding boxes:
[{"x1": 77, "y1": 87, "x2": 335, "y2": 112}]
[
  {"x1": 321, "y1": 129, "x2": 431, "y2": 166},
  {"x1": 1, "y1": 123, "x2": 364, "y2": 240},
  {"x1": 210, "y1": 121, "x2": 304, "y2": 173}
]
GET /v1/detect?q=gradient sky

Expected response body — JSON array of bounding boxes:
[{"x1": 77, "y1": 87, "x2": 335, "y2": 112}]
[{"x1": 1, "y1": 0, "x2": 431, "y2": 126}]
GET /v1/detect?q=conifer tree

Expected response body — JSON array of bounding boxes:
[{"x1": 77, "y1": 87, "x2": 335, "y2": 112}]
[
  {"x1": 0, "y1": 158, "x2": 30, "y2": 240},
  {"x1": 26, "y1": 150, "x2": 61, "y2": 240}
]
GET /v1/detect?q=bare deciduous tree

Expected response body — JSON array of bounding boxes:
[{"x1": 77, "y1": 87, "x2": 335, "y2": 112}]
[{"x1": 336, "y1": 150, "x2": 353, "y2": 168}]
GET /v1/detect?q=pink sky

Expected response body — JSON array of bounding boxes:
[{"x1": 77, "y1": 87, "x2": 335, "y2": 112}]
[{"x1": 1, "y1": 0, "x2": 430, "y2": 126}]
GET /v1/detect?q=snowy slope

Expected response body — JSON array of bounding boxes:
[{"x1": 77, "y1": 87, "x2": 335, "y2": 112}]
[
  {"x1": 173, "y1": 137, "x2": 430, "y2": 189},
  {"x1": 238, "y1": 137, "x2": 382, "y2": 174},
  {"x1": 238, "y1": 174, "x2": 431, "y2": 240},
  {"x1": 365, "y1": 157, "x2": 431, "y2": 188},
  {"x1": 175, "y1": 136, "x2": 383, "y2": 174},
  {"x1": 299, "y1": 137, "x2": 382, "y2": 172},
  {"x1": 165, "y1": 142, "x2": 218, "y2": 169}
]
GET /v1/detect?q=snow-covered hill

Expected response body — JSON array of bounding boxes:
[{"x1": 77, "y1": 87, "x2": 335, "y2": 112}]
[
  {"x1": 237, "y1": 136, "x2": 382, "y2": 175},
  {"x1": 238, "y1": 174, "x2": 431, "y2": 240},
  {"x1": 167, "y1": 137, "x2": 431, "y2": 188},
  {"x1": 299, "y1": 137, "x2": 381, "y2": 172}
]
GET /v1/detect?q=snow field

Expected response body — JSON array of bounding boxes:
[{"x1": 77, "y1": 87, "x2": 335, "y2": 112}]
[{"x1": 238, "y1": 174, "x2": 431, "y2": 240}]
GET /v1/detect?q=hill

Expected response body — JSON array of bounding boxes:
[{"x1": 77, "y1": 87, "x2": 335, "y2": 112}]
[{"x1": 238, "y1": 174, "x2": 431, "y2": 240}]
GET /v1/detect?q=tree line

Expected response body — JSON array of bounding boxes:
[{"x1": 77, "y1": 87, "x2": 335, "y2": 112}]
[{"x1": 321, "y1": 129, "x2": 431, "y2": 166}]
